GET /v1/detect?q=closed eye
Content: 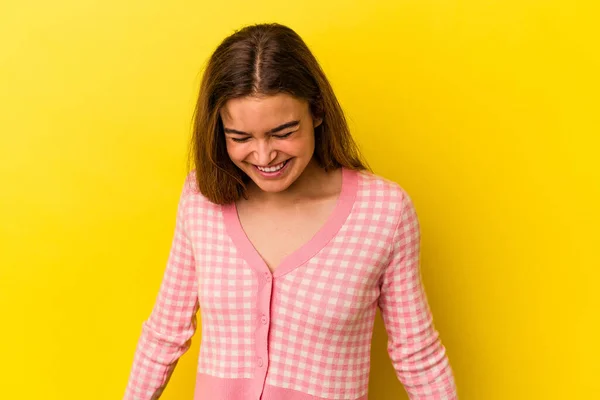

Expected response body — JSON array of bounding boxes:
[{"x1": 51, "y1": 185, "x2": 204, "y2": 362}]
[
  {"x1": 229, "y1": 130, "x2": 295, "y2": 143},
  {"x1": 273, "y1": 131, "x2": 295, "y2": 139}
]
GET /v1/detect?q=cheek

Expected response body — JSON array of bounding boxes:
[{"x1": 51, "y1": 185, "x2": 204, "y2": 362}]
[
  {"x1": 285, "y1": 133, "x2": 315, "y2": 155},
  {"x1": 225, "y1": 142, "x2": 246, "y2": 161},
  {"x1": 299, "y1": 135, "x2": 316, "y2": 154}
]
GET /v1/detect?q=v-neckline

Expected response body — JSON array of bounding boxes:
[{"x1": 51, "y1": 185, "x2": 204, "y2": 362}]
[{"x1": 222, "y1": 167, "x2": 358, "y2": 278}]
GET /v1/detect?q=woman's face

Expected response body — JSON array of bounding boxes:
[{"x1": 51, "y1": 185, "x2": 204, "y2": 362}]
[{"x1": 220, "y1": 93, "x2": 322, "y2": 194}]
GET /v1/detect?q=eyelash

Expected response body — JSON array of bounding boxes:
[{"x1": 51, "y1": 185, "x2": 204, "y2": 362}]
[{"x1": 231, "y1": 131, "x2": 294, "y2": 143}]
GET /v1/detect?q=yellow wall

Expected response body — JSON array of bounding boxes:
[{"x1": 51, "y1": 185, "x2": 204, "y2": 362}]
[{"x1": 1, "y1": 1, "x2": 598, "y2": 399}]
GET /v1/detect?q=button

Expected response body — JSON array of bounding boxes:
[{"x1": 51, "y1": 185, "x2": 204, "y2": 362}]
[
  {"x1": 261, "y1": 315, "x2": 267, "y2": 324},
  {"x1": 258, "y1": 357, "x2": 263, "y2": 367},
  {"x1": 264, "y1": 272, "x2": 272, "y2": 282}
]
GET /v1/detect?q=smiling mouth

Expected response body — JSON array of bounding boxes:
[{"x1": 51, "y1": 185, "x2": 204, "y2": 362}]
[{"x1": 255, "y1": 160, "x2": 288, "y2": 173}]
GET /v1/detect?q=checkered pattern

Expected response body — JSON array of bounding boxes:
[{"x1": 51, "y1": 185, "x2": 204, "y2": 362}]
[
  {"x1": 124, "y1": 169, "x2": 457, "y2": 400},
  {"x1": 375, "y1": 179, "x2": 457, "y2": 399},
  {"x1": 124, "y1": 179, "x2": 200, "y2": 400}
]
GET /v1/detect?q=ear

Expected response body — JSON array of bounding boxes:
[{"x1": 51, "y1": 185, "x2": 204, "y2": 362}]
[
  {"x1": 313, "y1": 116, "x2": 323, "y2": 129},
  {"x1": 310, "y1": 96, "x2": 324, "y2": 129}
]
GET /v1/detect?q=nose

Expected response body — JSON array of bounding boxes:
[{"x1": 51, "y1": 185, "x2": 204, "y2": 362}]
[{"x1": 254, "y1": 138, "x2": 277, "y2": 166}]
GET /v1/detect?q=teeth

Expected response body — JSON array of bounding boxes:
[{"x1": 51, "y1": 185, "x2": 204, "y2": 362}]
[{"x1": 257, "y1": 161, "x2": 285, "y2": 172}]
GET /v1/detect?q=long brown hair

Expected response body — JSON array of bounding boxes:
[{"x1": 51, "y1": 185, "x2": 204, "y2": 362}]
[{"x1": 190, "y1": 23, "x2": 368, "y2": 204}]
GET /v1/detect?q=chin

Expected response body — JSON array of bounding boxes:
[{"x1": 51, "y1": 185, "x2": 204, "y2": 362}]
[
  {"x1": 252, "y1": 176, "x2": 294, "y2": 193},
  {"x1": 257, "y1": 185, "x2": 289, "y2": 193}
]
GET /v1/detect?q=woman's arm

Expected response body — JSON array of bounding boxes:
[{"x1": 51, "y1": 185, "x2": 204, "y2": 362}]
[
  {"x1": 378, "y1": 190, "x2": 457, "y2": 399},
  {"x1": 124, "y1": 176, "x2": 199, "y2": 400}
]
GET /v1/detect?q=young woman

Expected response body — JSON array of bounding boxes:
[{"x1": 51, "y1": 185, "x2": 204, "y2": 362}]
[{"x1": 124, "y1": 23, "x2": 457, "y2": 400}]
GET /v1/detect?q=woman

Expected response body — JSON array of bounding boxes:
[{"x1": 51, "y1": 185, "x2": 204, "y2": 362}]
[{"x1": 124, "y1": 23, "x2": 457, "y2": 400}]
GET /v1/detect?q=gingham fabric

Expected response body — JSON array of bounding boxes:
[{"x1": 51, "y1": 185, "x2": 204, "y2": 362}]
[{"x1": 124, "y1": 167, "x2": 457, "y2": 400}]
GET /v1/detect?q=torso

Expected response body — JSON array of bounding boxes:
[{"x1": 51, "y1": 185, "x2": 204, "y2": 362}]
[{"x1": 235, "y1": 168, "x2": 342, "y2": 273}]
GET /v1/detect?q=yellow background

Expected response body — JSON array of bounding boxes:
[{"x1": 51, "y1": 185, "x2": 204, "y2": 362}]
[{"x1": 1, "y1": 1, "x2": 598, "y2": 399}]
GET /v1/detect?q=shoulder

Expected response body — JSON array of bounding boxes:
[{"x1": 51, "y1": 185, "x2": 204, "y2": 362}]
[
  {"x1": 179, "y1": 170, "x2": 220, "y2": 212},
  {"x1": 181, "y1": 170, "x2": 199, "y2": 197},
  {"x1": 354, "y1": 169, "x2": 415, "y2": 221}
]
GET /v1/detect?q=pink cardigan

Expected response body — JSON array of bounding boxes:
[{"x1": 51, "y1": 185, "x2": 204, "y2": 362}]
[{"x1": 124, "y1": 168, "x2": 457, "y2": 399}]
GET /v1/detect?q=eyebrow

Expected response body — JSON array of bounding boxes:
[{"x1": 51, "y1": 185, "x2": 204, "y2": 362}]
[{"x1": 223, "y1": 120, "x2": 300, "y2": 136}]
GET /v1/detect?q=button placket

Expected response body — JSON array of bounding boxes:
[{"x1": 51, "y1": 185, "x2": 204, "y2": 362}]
[{"x1": 255, "y1": 268, "x2": 273, "y2": 397}]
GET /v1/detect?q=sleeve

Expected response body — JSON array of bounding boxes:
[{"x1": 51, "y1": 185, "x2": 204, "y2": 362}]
[
  {"x1": 124, "y1": 176, "x2": 200, "y2": 400},
  {"x1": 377, "y1": 190, "x2": 457, "y2": 399}
]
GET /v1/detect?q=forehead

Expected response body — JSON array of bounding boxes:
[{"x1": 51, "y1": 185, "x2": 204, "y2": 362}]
[{"x1": 220, "y1": 93, "x2": 308, "y2": 130}]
